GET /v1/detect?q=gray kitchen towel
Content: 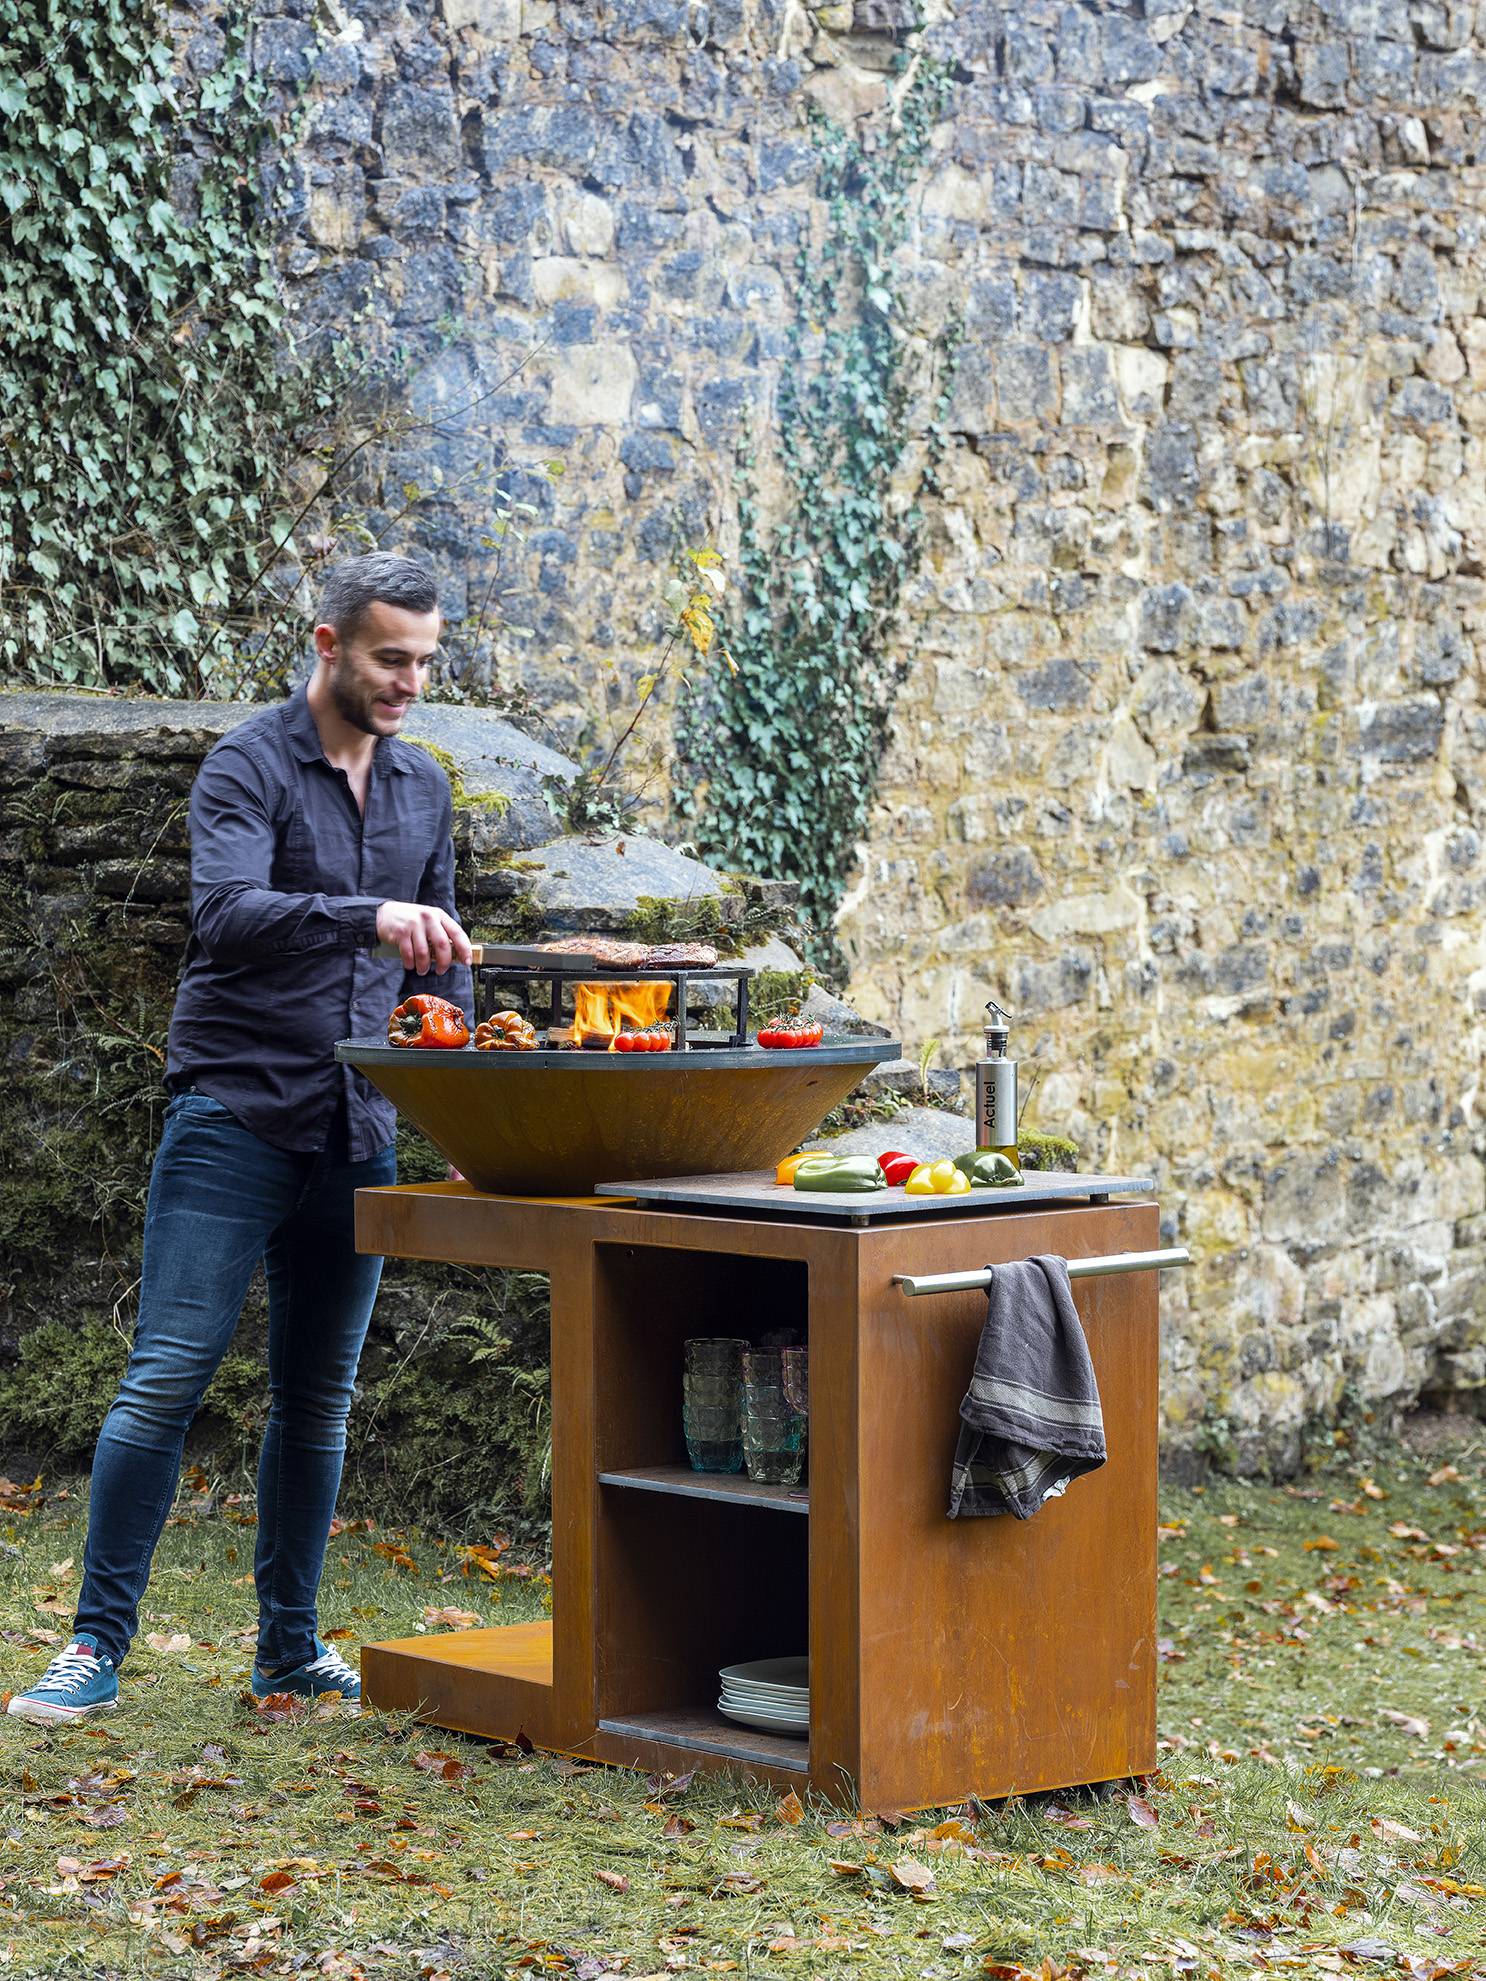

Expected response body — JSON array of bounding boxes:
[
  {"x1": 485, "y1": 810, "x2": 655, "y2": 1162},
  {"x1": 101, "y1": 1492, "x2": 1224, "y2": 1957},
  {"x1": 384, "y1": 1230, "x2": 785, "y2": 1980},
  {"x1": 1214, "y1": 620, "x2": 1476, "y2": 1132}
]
[{"x1": 948, "y1": 1255, "x2": 1106, "y2": 1519}]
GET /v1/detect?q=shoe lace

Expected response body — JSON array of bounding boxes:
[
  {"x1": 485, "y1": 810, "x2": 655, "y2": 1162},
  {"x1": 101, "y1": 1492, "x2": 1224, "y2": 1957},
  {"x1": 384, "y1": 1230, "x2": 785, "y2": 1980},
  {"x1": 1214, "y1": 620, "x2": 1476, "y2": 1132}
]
[
  {"x1": 304, "y1": 1643, "x2": 358, "y2": 1687},
  {"x1": 37, "y1": 1643, "x2": 102, "y2": 1697}
]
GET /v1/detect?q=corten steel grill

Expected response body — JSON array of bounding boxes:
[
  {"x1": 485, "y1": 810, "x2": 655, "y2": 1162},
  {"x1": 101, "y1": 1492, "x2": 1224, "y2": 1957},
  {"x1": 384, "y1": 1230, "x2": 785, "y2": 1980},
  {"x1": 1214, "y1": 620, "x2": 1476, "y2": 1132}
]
[{"x1": 339, "y1": 955, "x2": 899, "y2": 1193}]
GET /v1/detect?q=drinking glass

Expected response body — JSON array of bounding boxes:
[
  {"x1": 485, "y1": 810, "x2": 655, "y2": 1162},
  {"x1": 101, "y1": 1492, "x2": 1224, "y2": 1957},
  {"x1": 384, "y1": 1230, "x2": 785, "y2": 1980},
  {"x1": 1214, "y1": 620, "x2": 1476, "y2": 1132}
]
[
  {"x1": 741, "y1": 1345, "x2": 808, "y2": 1486},
  {"x1": 682, "y1": 1337, "x2": 746, "y2": 1473}
]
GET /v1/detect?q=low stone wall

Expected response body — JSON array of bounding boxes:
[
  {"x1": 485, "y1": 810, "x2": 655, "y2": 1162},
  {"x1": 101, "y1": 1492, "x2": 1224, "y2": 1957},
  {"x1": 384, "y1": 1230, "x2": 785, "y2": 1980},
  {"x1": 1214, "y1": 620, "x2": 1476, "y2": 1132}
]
[{"x1": 0, "y1": 688, "x2": 796, "y2": 1526}]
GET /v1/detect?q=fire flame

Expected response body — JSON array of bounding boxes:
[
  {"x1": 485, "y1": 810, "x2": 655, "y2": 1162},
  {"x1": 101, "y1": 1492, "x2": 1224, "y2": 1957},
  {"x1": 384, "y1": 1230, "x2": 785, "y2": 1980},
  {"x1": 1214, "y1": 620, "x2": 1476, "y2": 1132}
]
[{"x1": 570, "y1": 980, "x2": 672, "y2": 1050}]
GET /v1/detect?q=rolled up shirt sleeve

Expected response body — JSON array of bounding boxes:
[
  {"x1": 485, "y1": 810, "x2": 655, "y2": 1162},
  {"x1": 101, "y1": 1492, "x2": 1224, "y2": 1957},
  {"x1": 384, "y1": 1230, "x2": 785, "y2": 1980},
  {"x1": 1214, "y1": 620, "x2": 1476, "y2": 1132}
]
[{"x1": 189, "y1": 747, "x2": 382, "y2": 964}]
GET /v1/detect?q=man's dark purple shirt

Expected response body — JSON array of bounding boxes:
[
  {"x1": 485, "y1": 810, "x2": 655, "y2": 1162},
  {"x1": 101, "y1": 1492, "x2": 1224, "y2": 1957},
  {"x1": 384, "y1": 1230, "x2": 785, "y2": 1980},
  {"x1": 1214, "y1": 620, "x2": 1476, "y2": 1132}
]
[{"x1": 166, "y1": 688, "x2": 471, "y2": 1160}]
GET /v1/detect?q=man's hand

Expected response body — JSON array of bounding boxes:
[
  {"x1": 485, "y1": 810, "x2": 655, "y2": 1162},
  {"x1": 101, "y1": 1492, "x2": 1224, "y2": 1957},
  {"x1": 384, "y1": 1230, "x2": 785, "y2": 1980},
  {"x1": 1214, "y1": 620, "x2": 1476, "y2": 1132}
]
[{"x1": 376, "y1": 901, "x2": 473, "y2": 977}]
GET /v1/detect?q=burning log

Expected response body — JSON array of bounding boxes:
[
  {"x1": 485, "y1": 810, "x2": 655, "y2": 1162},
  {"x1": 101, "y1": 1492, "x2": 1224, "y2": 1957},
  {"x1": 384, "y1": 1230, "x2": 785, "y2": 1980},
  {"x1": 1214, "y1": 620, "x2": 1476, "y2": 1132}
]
[{"x1": 550, "y1": 979, "x2": 674, "y2": 1051}]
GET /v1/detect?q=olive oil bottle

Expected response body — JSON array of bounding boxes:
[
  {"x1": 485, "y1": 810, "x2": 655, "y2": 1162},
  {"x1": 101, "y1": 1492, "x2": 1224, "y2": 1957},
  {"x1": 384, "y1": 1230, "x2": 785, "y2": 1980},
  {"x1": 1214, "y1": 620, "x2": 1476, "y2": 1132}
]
[{"x1": 974, "y1": 1000, "x2": 1020, "y2": 1170}]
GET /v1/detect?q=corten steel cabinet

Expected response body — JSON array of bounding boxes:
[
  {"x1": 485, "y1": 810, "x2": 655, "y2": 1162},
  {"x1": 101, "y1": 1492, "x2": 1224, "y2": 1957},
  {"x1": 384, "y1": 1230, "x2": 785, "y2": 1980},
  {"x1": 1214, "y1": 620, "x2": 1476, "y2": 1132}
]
[{"x1": 355, "y1": 1185, "x2": 1160, "y2": 1811}]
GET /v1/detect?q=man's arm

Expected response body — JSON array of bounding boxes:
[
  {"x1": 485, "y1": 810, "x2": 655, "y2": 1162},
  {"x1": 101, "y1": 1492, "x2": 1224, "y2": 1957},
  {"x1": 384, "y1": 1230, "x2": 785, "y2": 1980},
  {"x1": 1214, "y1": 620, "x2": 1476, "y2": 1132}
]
[{"x1": 189, "y1": 748, "x2": 382, "y2": 963}]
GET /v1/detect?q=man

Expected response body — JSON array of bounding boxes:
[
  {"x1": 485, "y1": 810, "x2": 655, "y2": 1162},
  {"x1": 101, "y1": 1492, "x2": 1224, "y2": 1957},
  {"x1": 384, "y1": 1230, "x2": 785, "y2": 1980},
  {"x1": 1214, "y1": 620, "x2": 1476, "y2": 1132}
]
[{"x1": 8, "y1": 553, "x2": 473, "y2": 1723}]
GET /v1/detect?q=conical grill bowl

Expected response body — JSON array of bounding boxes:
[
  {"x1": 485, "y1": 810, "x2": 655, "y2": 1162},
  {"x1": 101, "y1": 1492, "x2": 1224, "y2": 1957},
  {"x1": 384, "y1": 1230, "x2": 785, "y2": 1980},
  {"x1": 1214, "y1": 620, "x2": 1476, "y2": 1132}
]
[{"x1": 336, "y1": 1039, "x2": 900, "y2": 1195}]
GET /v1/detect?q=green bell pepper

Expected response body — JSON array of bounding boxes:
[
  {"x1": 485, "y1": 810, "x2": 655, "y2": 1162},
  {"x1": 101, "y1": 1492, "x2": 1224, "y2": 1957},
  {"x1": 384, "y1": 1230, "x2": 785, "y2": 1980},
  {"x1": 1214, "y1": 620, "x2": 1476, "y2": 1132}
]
[
  {"x1": 953, "y1": 1149, "x2": 1024, "y2": 1189},
  {"x1": 792, "y1": 1154, "x2": 887, "y2": 1193}
]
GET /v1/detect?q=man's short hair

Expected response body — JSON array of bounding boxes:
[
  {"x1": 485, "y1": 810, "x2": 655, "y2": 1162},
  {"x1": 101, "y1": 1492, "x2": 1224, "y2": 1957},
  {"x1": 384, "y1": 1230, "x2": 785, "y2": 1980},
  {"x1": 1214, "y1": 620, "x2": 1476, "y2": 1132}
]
[{"x1": 319, "y1": 554, "x2": 440, "y2": 639}]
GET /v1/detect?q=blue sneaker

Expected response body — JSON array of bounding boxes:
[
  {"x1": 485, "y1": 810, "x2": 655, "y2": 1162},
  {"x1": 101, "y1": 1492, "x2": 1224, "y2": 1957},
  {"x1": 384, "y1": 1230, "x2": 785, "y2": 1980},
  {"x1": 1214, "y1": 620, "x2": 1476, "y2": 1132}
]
[
  {"x1": 251, "y1": 1637, "x2": 360, "y2": 1703},
  {"x1": 6, "y1": 1636, "x2": 119, "y2": 1723}
]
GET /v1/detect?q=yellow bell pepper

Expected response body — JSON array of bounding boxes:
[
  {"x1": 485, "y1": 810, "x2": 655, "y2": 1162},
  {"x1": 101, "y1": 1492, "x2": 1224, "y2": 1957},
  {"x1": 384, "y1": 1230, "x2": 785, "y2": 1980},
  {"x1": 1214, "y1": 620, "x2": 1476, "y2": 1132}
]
[{"x1": 904, "y1": 1159, "x2": 971, "y2": 1196}]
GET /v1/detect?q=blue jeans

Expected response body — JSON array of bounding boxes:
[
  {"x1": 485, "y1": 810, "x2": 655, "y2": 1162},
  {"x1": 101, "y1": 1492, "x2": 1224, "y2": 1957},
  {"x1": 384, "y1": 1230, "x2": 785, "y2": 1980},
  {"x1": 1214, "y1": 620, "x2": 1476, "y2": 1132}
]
[{"x1": 74, "y1": 1092, "x2": 395, "y2": 1670}]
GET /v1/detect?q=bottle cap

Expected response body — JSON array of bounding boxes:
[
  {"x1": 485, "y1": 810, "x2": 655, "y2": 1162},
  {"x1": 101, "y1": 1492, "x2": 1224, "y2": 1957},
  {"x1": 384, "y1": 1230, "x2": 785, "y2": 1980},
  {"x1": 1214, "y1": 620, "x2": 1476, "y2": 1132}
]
[{"x1": 983, "y1": 999, "x2": 1011, "y2": 1056}]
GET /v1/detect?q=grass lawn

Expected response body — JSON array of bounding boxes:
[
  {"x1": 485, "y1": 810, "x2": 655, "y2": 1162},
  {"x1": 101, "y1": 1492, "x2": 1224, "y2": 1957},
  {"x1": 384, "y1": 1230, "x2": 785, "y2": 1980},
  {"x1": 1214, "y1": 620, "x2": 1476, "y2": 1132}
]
[{"x1": 1, "y1": 1438, "x2": 1481, "y2": 1979}]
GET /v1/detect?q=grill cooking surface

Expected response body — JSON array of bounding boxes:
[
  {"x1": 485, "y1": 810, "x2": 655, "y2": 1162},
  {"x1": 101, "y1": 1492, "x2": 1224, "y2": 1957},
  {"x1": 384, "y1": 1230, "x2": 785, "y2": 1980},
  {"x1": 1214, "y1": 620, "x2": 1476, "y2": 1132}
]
[{"x1": 337, "y1": 1039, "x2": 890, "y2": 1070}]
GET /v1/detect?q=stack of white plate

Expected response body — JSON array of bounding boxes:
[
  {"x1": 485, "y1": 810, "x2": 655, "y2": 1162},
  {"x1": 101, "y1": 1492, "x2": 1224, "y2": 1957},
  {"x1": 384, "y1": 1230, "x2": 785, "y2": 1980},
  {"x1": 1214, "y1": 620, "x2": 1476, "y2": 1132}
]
[{"x1": 717, "y1": 1656, "x2": 809, "y2": 1735}]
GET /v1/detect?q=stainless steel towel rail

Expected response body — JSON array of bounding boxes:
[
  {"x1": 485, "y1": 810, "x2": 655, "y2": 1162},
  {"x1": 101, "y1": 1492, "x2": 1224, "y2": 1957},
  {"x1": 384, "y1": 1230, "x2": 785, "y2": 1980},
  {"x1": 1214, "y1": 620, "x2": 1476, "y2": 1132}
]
[{"x1": 894, "y1": 1246, "x2": 1191, "y2": 1297}]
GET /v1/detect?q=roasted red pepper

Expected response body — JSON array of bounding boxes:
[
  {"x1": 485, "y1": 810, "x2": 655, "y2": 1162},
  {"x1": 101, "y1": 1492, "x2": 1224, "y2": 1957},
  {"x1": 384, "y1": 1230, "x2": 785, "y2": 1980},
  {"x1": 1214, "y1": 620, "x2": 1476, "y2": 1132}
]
[
  {"x1": 388, "y1": 995, "x2": 470, "y2": 1049},
  {"x1": 473, "y1": 1009, "x2": 539, "y2": 1051}
]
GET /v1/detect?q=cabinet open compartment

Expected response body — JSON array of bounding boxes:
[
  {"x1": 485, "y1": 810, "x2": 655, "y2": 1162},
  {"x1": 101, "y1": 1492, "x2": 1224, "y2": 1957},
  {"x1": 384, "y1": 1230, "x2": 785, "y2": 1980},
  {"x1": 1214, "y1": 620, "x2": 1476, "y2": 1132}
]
[{"x1": 591, "y1": 1243, "x2": 811, "y2": 1768}]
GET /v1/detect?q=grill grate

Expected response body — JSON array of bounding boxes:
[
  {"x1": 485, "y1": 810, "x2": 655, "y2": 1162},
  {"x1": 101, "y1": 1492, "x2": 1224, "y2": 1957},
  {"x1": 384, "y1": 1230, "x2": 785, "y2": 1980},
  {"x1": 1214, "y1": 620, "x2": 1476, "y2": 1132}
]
[{"x1": 473, "y1": 961, "x2": 753, "y2": 1051}]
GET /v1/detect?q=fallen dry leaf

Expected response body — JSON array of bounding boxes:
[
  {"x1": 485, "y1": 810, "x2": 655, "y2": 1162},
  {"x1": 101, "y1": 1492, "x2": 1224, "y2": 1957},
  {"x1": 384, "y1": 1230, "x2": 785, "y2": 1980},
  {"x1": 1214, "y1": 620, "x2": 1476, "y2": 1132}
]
[
  {"x1": 1372, "y1": 1816, "x2": 1423, "y2": 1842},
  {"x1": 775, "y1": 1789, "x2": 805, "y2": 1825},
  {"x1": 1381, "y1": 1710, "x2": 1430, "y2": 1739},
  {"x1": 1077, "y1": 1861, "x2": 1121, "y2": 1884},
  {"x1": 422, "y1": 1606, "x2": 481, "y2": 1630},
  {"x1": 889, "y1": 1856, "x2": 935, "y2": 1894},
  {"x1": 718, "y1": 1870, "x2": 763, "y2": 1894},
  {"x1": 145, "y1": 1632, "x2": 191, "y2": 1655},
  {"x1": 412, "y1": 1750, "x2": 470, "y2": 1783},
  {"x1": 1126, "y1": 1795, "x2": 1160, "y2": 1829},
  {"x1": 373, "y1": 1541, "x2": 417, "y2": 1572},
  {"x1": 461, "y1": 1540, "x2": 509, "y2": 1582},
  {"x1": 930, "y1": 1818, "x2": 977, "y2": 1842},
  {"x1": 1303, "y1": 1535, "x2": 1340, "y2": 1553},
  {"x1": 594, "y1": 1867, "x2": 629, "y2": 1892},
  {"x1": 0, "y1": 1475, "x2": 42, "y2": 1515},
  {"x1": 647, "y1": 1768, "x2": 696, "y2": 1800},
  {"x1": 250, "y1": 1690, "x2": 307, "y2": 1723}
]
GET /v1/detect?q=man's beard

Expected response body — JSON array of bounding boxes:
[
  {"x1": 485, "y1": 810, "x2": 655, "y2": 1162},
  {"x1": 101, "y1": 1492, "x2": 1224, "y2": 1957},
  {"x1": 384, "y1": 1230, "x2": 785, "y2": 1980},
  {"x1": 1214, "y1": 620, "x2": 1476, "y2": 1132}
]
[{"x1": 329, "y1": 667, "x2": 390, "y2": 736}]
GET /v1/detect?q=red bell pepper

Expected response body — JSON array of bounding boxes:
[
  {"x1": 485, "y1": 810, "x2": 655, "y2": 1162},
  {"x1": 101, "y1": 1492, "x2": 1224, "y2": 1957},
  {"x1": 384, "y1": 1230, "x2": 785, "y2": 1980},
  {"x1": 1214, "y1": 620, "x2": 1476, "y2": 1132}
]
[
  {"x1": 877, "y1": 1150, "x2": 919, "y2": 1188},
  {"x1": 388, "y1": 994, "x2": 470, "y2": 1049}
]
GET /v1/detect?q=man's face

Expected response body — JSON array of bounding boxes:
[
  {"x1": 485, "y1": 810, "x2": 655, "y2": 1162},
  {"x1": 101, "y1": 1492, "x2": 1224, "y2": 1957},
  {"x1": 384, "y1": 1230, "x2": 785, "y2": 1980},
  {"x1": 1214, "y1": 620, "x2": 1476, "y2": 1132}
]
[{"x1": 315, "y1": 600, "x2": 441, "y2": 737}]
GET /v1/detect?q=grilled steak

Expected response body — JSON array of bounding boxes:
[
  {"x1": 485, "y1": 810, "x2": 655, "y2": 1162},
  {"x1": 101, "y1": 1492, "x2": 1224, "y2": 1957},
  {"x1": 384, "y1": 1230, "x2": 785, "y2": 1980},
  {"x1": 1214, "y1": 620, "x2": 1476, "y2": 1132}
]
[
  {"x1": 642, "y1": 943, "x2": 719, "y2": 968},
  {"x1": 536, "y1": 936, "x2": 720, "y2": 969},
  {"x1": 537, "y1": 935, "x2": 649, "y2": 967}
]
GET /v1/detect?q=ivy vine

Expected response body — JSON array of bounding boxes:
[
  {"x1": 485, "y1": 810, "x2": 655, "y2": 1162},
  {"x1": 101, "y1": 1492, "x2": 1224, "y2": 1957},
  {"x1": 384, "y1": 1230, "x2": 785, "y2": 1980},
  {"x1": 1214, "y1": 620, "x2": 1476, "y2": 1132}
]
[
  {"x1": 674, "y1": 62, "x2": 960, "y2": 974},
  {"x1": 0, "y1": 0, "x2": 328, "y2": 693}
]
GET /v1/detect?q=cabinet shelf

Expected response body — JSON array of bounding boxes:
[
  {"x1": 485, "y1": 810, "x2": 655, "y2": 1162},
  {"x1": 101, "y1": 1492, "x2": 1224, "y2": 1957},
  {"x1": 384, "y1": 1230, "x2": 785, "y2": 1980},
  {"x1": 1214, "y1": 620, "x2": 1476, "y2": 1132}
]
[
  {"x1": 598, "y1": 1706, "x2": 808, "y2": 1772},
  {"x1": 599, "y1": 1465, "x2": 808, "y2": 1514}
]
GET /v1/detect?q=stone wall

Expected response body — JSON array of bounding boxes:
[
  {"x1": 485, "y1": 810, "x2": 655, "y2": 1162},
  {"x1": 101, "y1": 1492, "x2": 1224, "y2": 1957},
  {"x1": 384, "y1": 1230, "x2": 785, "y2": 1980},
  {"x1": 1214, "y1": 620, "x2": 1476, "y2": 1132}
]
[
  {"x1": 829, "y1": 0, "x2": 1486, "y2": 1466},
  {"x1": 191, "y1": 0, "x2": 1486, "y2": 1463}
]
